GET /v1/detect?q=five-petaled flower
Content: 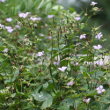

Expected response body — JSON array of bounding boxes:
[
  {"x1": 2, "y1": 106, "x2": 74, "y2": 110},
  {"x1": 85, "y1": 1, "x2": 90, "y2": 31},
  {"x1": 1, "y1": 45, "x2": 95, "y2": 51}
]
[
  {"x1": 91, "y1": 1, "x2": 97, "y2": 6},
  {"x1": 47, "y1": 15, "x2": 54, "y2": 18},
  {"x1": 3, "y1": 48, "x2": 8, "y2": 53},
  {"x1": 36, "y1": 51, "x2": 44, "y2": 57},
  {"x1": 15, "y1": 25, "x2": 21, "y2": 29},
  {"x1": 6, "y1": 18, "x2": 13, "y2": 22},
  {"x1": 74, "y1": 16, "x2": 81, "y2": 21},
  {"x1": 58, "y1": 66, "x2": 67, "y2": 72},
  {"x1": 5, "y1": 26, "x2": 14, "y2": 33},
  {"x1": 83, "y1": 98, "x2": 91, "y2": 104},
  {"x1": 30, "y1": 17, "x2": 42, "y2": 21},
  {"x1": 18, "y1": 12, "x2": 30, "y2": 18},
  {"x1": 67, "y1": 81, "x2": 74, "y2": 86},
  {"x1": 96, "y1": 85, "x2": 105, "y2": 94},
  {"x1": 95, "y1": 32, "x2": 103, "y2": 39},
  {"x1": 80, "y1": 34, "x2": 86, "y2": 39},
  {"x1": 0, "y1": 0, "x2": 6, "y2": 2},
  {"x1": 0, "y1": 24, "x2": 5, "y2": 29},
  {"x1": 95, "y1": 60, "x2": 104, "y2": 66},
  {"x1": 53, "y1": 61, "x2": 60, "y2": 65},
  {"x1": 93, "y1": 44, "x2": 102, "y2": 50}
]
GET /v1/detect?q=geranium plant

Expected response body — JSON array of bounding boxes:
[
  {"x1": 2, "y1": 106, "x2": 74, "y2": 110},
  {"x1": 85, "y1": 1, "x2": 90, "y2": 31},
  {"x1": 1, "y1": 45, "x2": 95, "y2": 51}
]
[{"x1": 0, "y1": 0, "x2": 110, "y2": 110}]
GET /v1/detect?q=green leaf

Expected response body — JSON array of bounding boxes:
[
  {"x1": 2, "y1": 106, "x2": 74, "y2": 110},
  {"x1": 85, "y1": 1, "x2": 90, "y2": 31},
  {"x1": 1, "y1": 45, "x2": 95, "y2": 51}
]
[
  {"x1": 41, "y1": 95, "x2": 53, "y2": 109},
  {"x1": 61, "y1": 98, "x2": 73, "y2": 107},
  {"x1": 59, "y1": 105, "x2": 70, "y2": 110},
  {"x1": 52, "y1": 5, "x2": 64, "y2": 11},
  {"x1": 32, "y1": 91, "x2": 53, "y2": 109}
]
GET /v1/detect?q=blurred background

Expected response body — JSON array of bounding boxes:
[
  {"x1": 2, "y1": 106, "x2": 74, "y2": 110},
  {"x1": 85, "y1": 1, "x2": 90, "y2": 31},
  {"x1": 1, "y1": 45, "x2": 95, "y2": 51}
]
[
  {"x1": 58, "y1": 0, "x2": 110, "y2": 48},
  {"x1": 1, "y1": 0, "x2": 109, "y2": 48}
]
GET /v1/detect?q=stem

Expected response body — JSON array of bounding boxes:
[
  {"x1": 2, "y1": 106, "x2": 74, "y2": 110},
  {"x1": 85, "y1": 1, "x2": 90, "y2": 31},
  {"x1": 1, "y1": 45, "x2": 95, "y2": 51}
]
[
  {"x1": 86, "y1": 79, "x2": 90, "y2": 89},
  {"x1": 49, "y1": 32, "x2": 55, "y2": 86}
]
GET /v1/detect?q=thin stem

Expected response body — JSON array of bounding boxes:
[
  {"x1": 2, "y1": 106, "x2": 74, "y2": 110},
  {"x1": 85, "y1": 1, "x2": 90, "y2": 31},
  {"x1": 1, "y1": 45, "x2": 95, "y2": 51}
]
[{"x1": 49, "y1": 32, "x2": 55, "y2": 86}]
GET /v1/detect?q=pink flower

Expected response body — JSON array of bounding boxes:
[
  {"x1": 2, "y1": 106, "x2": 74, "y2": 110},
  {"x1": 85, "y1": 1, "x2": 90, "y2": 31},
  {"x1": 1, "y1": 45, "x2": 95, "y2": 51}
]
[
  {"x1": 30, "y1": 17, "x2": 42, "y2": 21},
  {"x1": 91, "y1": 1, "x2": 97, "y2": 6},
  {"x1": 58, "y1": 66, "x2": 67, "y2": 72},
  {"x1": 53, "y1": 61, "x2": 60, "y2": 65},
  {"x1": 36, "y1": 51, "x2": 44, "y2": 57},
  {"x1": 93, "y1": 45, "x2": 102, "y2": 50},
  {"x1": 47, "y1": 36, "x2": 52, "y2": 40},
  {"x1": 95, "y1": 60, "x2": 104, "y2": 66},
  {"x1": 74, "y1": 16, "x2": 81, "y2": 21},
  {"x1": 95, "y1": 32, "x2": 103, "y2": 39},
  {"x1": 5, "y1": 26, "x2": 14, "y2": 33},
  {"x1": 67, "y1": 81, "x2": 74, "y2": 86},
  {"x1": 0, "y1": 0, "x2": 6, "y2": 2},
  {"x1": 6, "y1": 18, "x2": 13, "y2": 22},
  {"x1": 18, "y1": 12, "x2": 30, "y2": 18},
  {"x1": 96, "y1": 85, "x2": 105, "y2": 94},
  {"x1": 47, "y1": 15, "x2": 54, "y2": 18},
  {"x1": 80, "y1": 34, "x2": 86, "y2": 39},
  {"x1": 83, "y1": 98, "x2": 91, "y2": 104},
  {"x1": 15, "y1": 25, "x2": 21, "y2": 29},
  {"x1": 0, "y1": 24, "x2": 5, "y2": 29}
]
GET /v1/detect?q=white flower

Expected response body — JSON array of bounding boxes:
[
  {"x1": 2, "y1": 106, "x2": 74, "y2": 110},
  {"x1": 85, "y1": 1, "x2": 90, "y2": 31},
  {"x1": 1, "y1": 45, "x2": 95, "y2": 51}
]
[
  {"x1": 96, "y1": 85, "x2": 105, "y2": 94},
  {"x1": 83, "y1": 98, "x2": 91, "y2": 104},
  {"x1": 47, "y1": 15, "x2": 54, "y2": 18},
  {"x1": 95, "y1": 32, "x2": 103, "y2": 39},
  {"x1": 74, "y1": 16, "x2": 81, "y2": 21},
  {"x1": 30, "y1": 17, "x2": 42, "y2": 21},
  {"x1": 80, "y1": 34, "x2": 86, "y2": 39},
  {"x1": 36, "y1": 51, "x2": 44, "y2": 57},
  {"x1": 18, "y1": 12, "x2": 30, "y2": 18},
  {"x1": 3, "y1": 48, "x2": 8, "y2": 53},
  {"x1": 5, "y1": 26, "x2": 14, "y2": 33},
  {"x1": 6, "y1": 18, "x2": 13, "y2": 22},
  {"x1": 58, "y1": 66, "x2": 67, "y2": 72},
  {"x1": 39, "y1": 33, "x2": 44, "y2": 36},
  {"x1": 0, "y1": 24, "x2": 5, "y2": 29},
  {"x1": 67, "y1": 81, "x2": 74, "y2": 86},
  {"x1": 91, "y1": 1, "x2": 97, "y2": 6},
  {"x1": 0, "y1": 0, "x2": 6, "y2": 2},
  {"x1": 93, "y1": 44, "x2": 102, "y2": 50}
]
